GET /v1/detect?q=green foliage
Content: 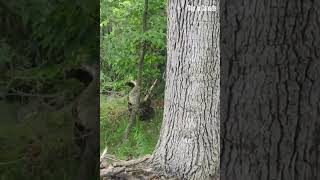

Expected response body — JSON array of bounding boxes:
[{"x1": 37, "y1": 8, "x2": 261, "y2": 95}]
[
  {"x1": 100, "y1": 0, "x2": 166, "y2": 92},
  {"x1": 100, "y1": 95, "x2": 162, "y2": 159},
  {"x1": 15, "y1": 0, "x2": 99, "y2": 62},
  {"x1": 0, "y1": 1, "x2": 99, "y2": 179},
  {"x1": 1, "y1": 0, "x2": 98, "y2": 101}
]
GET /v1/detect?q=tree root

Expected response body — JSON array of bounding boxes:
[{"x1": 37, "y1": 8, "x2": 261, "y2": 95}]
[
  {"x1": 100, "y1": 155, "x2": 153, "y2": 179},
  {"x1": 112, "y1": 155, "x2": 151, "y2": 167},
  {"x1": 100, "y1": 154, "x2": 179, "y2": 180}
]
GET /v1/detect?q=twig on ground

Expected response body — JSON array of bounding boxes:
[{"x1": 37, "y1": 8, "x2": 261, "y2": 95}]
[{"x1": 100, "y1": 146, "x2": 108, "y2": 162}]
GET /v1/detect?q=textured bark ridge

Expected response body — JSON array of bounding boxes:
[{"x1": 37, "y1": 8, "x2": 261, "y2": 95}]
[
  {"x1": 151, "y1": 0, "x2": 220, "y2": 179},
  {"x1": 221, "y1": 0, "x2": 320, "y2": 179}
]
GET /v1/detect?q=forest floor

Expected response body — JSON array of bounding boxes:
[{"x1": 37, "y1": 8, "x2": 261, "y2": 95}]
[
  {"x1": 100, "y1": 94, "x2": 167, "y2": 179},
  {"x1": 0, "y1": 101, "x2": 80, "y2": 179}
]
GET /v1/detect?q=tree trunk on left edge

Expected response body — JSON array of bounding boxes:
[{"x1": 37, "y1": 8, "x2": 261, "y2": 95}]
[{"x1": 73, "y1": 64, "x2": 100, "y2": 180}]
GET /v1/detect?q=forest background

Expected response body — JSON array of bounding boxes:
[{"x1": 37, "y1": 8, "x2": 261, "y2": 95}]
[{"x1": 100, "y1": 0, "x2": 167, "y2": 159}]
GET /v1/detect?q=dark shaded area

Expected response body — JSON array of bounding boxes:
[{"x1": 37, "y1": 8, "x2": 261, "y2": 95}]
[
  {"x1": 221, "y1": 0, "x2": 320, "y2": 179},
  {"x1": 0, "y1": 0, "x2": 100, "y2": 179},
  {"x1": 66, "y1": 69, "x2": 93, "y2": 87}
]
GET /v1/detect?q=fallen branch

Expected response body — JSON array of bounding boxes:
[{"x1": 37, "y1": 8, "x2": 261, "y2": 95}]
[
  {"x1": 113, "y1": 154, "x2": 151, "y2": 167},
  {"x1": 104, "y1": 155, "x2": 124, "y2": 163},
  {"x1": 100, "y1": 153, "x2": 124, "y2": 170},
  {"x1": 100, "y1": 154, "x2": 156, "y2": 179},
  {"x1": 143, "y1": 79, "x2": 158, "y2": 102},
  {"x1": 100, "y1": 166, "x2": 125, "y2": 177},
  {"x1": 100, "y1": 166, "x2": 156, "y2": 179}
]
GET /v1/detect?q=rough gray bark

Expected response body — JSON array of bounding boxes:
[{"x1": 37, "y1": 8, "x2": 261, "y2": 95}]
[
  {"x1": 221, "y1": 0, "x2": 320, "y2": 179},
  {"x1": 151, "y1": 0, "x2": 220, "y2": 179}
]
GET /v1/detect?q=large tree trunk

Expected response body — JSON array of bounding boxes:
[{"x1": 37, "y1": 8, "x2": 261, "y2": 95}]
[
  {"x1": 151, "y1": 0, "x2": 220, "y2": 179},
  {"x1": 221, "y1": 0, "x2": 320, "y2": 179}
]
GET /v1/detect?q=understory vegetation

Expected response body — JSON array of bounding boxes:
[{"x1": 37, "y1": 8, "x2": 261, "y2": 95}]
[
  {"x1": 100, "y1": 95, "x2": 163, "y2": 159},
  {"x1": 100, "y1": 0, "x2": 167, "y2": 160},
  {"x1": 0, "y1": 104, "x2": 79, "y2": 179}
]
